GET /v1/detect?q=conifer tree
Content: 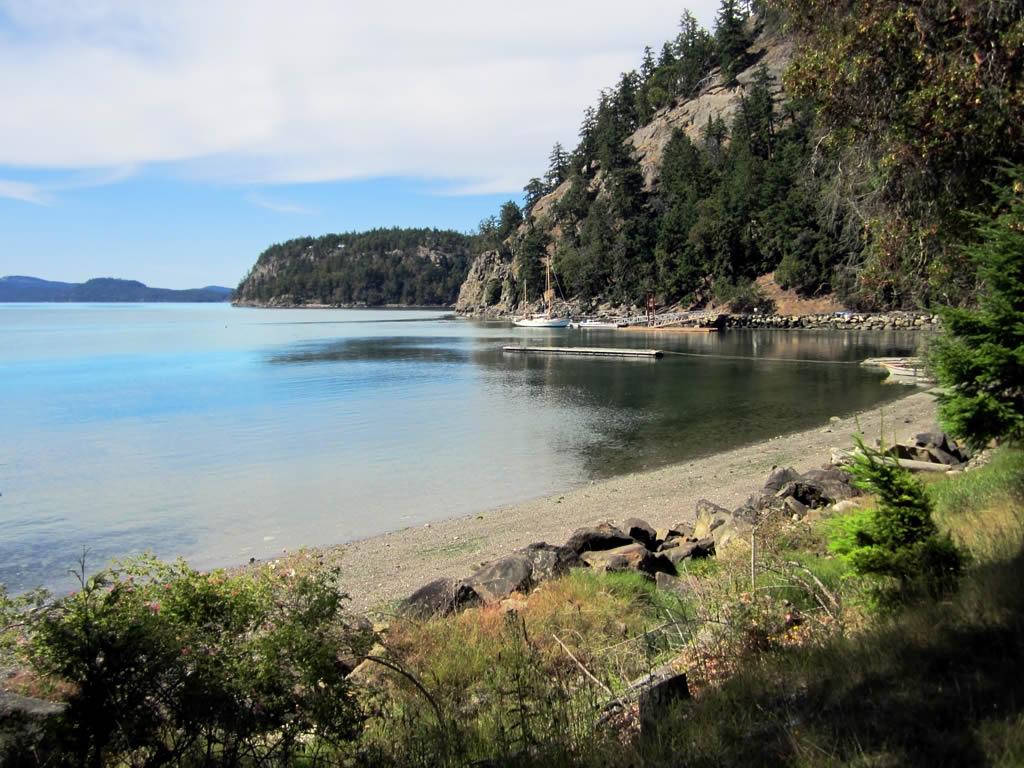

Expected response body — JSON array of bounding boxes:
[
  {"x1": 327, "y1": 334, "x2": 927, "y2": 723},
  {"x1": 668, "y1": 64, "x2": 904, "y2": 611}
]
[
  {"x1": 929, "y1": 167, "x2": 1024, "y2": 448},
  {"x1": 715, "y1": 0, "x2": 749, "y2": 84}
]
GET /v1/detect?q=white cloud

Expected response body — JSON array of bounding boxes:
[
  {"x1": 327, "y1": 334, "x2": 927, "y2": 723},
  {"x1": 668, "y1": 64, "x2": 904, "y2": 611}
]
[
  {"x1": 247, "y1": 193, "x2": 315, "y2": 215},
  {"x1": 0, "y1": 0, "x2": 720, "y2": 194},
  {"x1": 0, "y1": 179, "x2": 50, "y2": 204},
  {"x1": 0, "y1": 165, "x2": 136, "y2": 204}
]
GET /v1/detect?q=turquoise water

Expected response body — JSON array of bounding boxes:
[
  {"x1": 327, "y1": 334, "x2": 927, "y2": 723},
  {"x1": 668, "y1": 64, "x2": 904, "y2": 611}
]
[{"x1": 0, "y1": 303, "x2": 919, "y2": 593}]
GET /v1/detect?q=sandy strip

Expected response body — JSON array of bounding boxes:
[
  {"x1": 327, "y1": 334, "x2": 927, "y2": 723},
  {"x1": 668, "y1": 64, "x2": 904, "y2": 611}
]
[{"x1": 316, "y1": 389, "x2": 940, "y2": 613}]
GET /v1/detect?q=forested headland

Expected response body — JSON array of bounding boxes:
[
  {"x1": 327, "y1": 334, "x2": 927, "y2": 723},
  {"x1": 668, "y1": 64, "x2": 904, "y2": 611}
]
[{"x1": 233, "y1": 229, "x2": 475, "y2": 307}]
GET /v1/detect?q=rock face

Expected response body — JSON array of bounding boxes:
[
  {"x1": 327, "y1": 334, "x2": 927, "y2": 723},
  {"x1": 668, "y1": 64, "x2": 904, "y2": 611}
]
[{"x1": 454, "y1": 249, "x2": 518, "y2": 316}]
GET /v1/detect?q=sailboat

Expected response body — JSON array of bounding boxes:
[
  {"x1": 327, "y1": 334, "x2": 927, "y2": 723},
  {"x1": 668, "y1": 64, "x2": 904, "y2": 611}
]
[{"x1": 513, "y1": 254, "x2": 571, "y2": 328}]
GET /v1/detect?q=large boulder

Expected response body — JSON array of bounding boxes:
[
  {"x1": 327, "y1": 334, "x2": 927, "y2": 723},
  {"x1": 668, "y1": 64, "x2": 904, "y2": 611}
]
[
  {"x1": 763, "y1": 466, "x2": 801, "y2": 493},
  {"x1": 564, "y1": 522, "x2": 634, "y2": 555},
  {"x1": 799, "y1": 468, "x2": 860, "y2": 503},
  {"x1": 711, "y1": 517, "x2": 752, "y2": 549},
  {"x1": 402, "y1": 578, "x2": 480, "y2": 619},
  {"x1": 664, "y1": 538, "x2": 716, "y2": 566},
  {"x1": 622, "y1": 517, "x2": 658, "y2": 549},
  {"x1": 693, "y1": 499, "x2": 732, "y2": 539},
  {"x1": 581, "y1": 543, "x2": 676, "y2": 578},
  {"x1": 470, "y1": 555, "x2": 534, "y2": 603},
  {"x1": 0, "y1": 692, "x2": 64, "y2": 765},
  {"x1": 516, "y1": 542, "x2": 579, "y2": 582}
]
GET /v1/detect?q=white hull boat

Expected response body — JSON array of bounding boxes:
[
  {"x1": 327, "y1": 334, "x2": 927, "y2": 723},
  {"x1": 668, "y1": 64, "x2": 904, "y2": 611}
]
[
  {"x1": 574, "y1": 320, "x2": 625, "y2": 329},
  {"x1": 513, "y1": 316, "x2": 572, "y2": 328}
]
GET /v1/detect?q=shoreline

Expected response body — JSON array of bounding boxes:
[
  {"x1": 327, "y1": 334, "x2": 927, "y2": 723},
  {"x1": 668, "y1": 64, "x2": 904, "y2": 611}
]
[{"x1": 298, "y1": 388, "x2": 941, "y2": 613}]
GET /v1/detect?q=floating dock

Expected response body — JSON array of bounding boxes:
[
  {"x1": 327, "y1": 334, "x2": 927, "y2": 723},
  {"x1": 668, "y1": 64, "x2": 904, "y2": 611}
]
[{"x1": 503, "y1": 346, "x2": 663, "y2": 358}]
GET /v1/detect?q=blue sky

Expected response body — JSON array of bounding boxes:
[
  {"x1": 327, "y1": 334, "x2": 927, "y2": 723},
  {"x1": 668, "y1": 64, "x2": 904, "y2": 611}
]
[{"x1": 0, "y1": 1, "x2": 717, "y2": 288}]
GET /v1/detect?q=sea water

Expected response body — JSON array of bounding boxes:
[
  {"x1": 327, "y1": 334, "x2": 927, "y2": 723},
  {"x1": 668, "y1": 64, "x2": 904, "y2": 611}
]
[{"x1": 0, "y1": 303, "x2": 919, "y2": 592}]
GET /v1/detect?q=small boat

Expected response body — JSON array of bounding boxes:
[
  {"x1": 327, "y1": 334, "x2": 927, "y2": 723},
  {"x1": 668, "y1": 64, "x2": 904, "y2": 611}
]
[
  {"x1": 574, "y1": 319, "x2": 625, "y2": 329},
  {"x1": 512, "y1": 254, "x2": 570, "y2": 328},
  {"x1": 514, "y1": 316, "x2": 572, "y2": 328}
]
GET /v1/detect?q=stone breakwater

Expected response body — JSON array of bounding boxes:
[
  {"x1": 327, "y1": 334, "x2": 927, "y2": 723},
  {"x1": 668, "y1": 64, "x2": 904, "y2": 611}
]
[{"x1": 721, "y1": 311, "x2": 940, "y2": 331}]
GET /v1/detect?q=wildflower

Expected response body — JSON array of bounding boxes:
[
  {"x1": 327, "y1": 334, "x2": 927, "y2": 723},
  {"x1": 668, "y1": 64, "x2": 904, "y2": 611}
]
[{"x1": 146, "y1": 601, "x2": 161, "y2": 614}]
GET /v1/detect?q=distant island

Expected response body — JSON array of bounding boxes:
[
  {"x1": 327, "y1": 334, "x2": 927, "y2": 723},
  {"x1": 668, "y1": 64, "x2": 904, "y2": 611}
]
[{"x1": 0, "y1": 276, "x2": 234, "y2": 303}]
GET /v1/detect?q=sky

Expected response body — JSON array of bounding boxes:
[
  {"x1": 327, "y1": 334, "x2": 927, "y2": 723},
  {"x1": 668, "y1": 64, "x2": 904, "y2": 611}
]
[{"x1": 0, "y1": 0, "x2": 718, "y2": 288}]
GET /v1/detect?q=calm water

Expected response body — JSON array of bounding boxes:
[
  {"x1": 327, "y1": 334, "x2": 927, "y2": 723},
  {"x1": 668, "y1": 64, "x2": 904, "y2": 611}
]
[{"x1": 0, "y1": 304, "x2": 920, "y2": 593}]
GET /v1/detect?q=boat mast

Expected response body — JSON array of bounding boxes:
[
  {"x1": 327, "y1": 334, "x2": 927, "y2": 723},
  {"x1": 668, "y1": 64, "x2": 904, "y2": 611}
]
[{"x1": 545, "y1": 254, "x2": 553, "y2": 318}]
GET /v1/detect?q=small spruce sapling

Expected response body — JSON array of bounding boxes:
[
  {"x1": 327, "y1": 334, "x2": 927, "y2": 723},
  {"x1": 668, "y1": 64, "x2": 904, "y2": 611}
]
[{"x1": 828, "y1": 437, "x2": 962, "y2": 596}]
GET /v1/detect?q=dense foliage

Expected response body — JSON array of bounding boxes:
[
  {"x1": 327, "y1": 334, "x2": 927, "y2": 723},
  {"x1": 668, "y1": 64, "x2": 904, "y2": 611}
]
[
  {"x1": 773, "y1": 0, "x2": 1024, "y2": 308},
  {"x1": 235, "y1": 228, "x2": 475, "y2": 307},
  {"x1": 929, "y1": 166, "x2": 1024, "y2": 448},
  {"x1": 476, "y1": 0, "x2": 1024, "y2": 312},
  {"x1": 19, "y1": 557, "x2": 368, "y2": 767}
]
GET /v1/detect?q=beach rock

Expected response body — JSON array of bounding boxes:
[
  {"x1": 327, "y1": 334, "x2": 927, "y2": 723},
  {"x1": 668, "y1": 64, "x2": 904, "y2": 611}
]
[
  {"x1": 0, "y1": 691, "x2": 64, "y2": 764},
  {"x1": 470, "y1": 555, "x2": 534, "y2": 603},
  {"x1": 623, "y1": 517, "x2": 658, "y2": 549},
  {"x1": 799, "y1": 468, "x2": 860, "y2": 503},
  {"x1": 664, "y1": 538, "x2": 716, "y2": 565},
  {"x1": 763, "y1": 466, "x2": 801, "y2": 493},
  {"x1": 693, "y1": 500, "x2": 732, "y2": 539},
  {"x1": 654, "y1": 571, "x2": 683, "y2": 592},
  {"x1": 775, "y1": 480, "x2": 829, "y2": 509},
  {"x1": 516, "y1": 542, "x2": 579, "y2": 582},
  {"x1": 581, "y1": 543, "x2": 675, "y2": 578},
  {"x1": 564, "y1": 522, "x2": 633, "y2": 555},
  {"x1": 402, "y1": 578, "x2": 481, "y2": 619},
  {"x1": 657, "y1": 523, "x2": 691, "y2": 542},
  {"x1": 711, "y1": 518, "x2": 752, "y2": 550},
  {"x1": 346, "y1": 642, "x2": 388, "y2": 684},
  {"x1": 784, "y1": 496, "x2": 809, "y2": 519}
]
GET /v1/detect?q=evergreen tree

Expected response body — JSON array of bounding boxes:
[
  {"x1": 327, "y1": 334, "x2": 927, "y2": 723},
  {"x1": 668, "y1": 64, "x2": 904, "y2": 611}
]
[
  {"x1": 715, "y1": 0, "x2": 749, "y2": 84},
  {"x1": 497, "y1": 201, "x2": 523, "y2": 241},
  {"x1": 515, "y1": 225, "x2": 550, "y2": 303},
  {"x1": 523, "y1": 178, "x2": 548, "y2": 215},
  {"x1": 545, "y1": 143, "x2": 571, "y2": 189},
  {"x1": 929, "y1": 167, "x2": 1024, "y2": 448}
]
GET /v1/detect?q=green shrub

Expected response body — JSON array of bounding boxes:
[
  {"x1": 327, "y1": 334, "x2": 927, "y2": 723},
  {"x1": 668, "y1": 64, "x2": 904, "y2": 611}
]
[
  {"x1": 827, "y1": 438, "x2": 963, "y2": 597},
  {"x1": 25, "y1": 556, "x2": 368, "y2": 766}
]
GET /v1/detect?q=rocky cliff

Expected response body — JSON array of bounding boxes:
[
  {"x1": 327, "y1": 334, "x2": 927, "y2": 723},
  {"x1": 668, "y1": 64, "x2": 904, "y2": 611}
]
[{"x1": 455, "y1": 18, "x2": 793, "y2": 317}]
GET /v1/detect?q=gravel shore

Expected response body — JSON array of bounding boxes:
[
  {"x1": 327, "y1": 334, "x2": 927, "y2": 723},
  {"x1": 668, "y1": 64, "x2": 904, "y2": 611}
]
[{"x1": 313, "y1": 389, "x2": 940, "y2": 612}]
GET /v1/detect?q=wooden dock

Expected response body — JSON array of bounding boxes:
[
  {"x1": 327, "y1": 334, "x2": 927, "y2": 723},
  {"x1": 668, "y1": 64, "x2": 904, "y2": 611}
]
[{"x1": 503, "y1": 346, "x2": 663, "y2": 359}]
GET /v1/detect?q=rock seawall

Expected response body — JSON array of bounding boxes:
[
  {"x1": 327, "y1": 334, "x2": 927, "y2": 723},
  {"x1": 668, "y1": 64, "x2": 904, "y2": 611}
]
[{"x1": 722, "y1": 311, "x2": 940, "y2": 331}]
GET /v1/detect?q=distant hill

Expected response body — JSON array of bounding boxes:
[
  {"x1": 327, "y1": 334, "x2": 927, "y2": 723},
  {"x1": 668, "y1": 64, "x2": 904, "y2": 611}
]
[
  {"x1": 0, "y1": 276, "x2": 234, "y2": 303},
  {"x1": 234, "y1": 228, "x2": 475, "y2": 307}
]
